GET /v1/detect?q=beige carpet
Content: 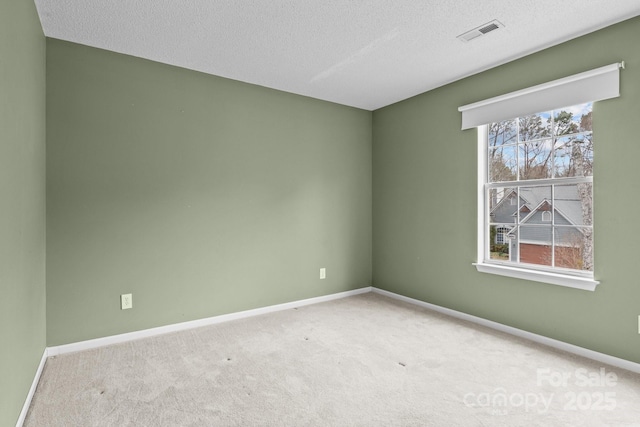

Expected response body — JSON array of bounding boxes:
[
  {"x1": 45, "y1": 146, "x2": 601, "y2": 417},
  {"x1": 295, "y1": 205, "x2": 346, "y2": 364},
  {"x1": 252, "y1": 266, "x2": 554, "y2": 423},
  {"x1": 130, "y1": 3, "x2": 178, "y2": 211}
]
[{"x1": 25, "y1": 293, "x2": 640, "y2": 426}]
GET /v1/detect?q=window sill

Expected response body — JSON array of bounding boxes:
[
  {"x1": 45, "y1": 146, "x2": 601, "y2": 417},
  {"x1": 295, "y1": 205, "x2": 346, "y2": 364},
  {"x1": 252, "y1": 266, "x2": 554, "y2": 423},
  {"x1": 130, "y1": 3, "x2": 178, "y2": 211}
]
[{"x1": 473, "y1": 262, "x2": 599, "y2": 291}]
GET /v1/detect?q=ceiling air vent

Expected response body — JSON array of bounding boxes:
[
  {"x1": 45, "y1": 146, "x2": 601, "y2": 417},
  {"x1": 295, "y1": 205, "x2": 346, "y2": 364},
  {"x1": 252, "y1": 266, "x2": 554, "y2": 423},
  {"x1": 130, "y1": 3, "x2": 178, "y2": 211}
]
[{"x1": 457, "y1": 20, "x2": 504, "y2": 42}]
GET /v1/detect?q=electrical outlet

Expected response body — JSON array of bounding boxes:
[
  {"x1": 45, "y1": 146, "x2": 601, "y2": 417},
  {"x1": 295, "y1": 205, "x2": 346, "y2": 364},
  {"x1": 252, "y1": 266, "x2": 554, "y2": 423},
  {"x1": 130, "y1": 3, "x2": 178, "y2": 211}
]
[
  {"x1": 320, "y1": 268, "x2": 326, "y2": 279},
  {"x1": 121, "y1": 293, "x2": 133, "y2": 310},
  {"x1": 638, "y1": 315, "x2": 640, "y2": 334}
]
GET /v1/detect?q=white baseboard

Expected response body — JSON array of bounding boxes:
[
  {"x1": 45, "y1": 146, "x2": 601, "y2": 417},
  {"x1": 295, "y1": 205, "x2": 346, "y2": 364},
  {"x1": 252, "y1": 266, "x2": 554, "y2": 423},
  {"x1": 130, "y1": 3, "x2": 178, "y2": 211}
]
[
  {"x1": 48, "y1": 286, "x2": 372, "y2": 357},
  {"x1": 16, "y1": 348, "x2": 48, "y2": 427},
  {"x1": 372, "y1": 287, "x2": 640, "y2": 375},
  {"x1": 24, "y1": 284, "x2": 638, "y2": 426}
]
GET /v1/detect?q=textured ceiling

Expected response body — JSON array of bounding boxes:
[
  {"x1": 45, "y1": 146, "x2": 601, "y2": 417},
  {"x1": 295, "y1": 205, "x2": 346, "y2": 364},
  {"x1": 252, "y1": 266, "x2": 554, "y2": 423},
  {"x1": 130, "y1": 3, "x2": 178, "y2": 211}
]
[{"x1": 35, "y1": 0, "x2": 640, "y2": 110}]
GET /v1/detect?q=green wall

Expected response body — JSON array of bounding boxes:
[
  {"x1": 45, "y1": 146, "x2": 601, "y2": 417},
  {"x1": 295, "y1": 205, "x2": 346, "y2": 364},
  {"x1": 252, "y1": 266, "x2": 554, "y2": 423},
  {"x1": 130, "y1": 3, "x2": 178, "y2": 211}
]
[
  {"x1": 46, "y1": 39, "x2": 372, "y2": 346},
  {"x1": 0, "y1": 0, "x2": 46, "y2": 424},
  {"x1": 4, "y1": 11, "x2": 638, "y2": 424},
  {"x1": 373, "y1": 16, "x2": 640, "y2": 363}
]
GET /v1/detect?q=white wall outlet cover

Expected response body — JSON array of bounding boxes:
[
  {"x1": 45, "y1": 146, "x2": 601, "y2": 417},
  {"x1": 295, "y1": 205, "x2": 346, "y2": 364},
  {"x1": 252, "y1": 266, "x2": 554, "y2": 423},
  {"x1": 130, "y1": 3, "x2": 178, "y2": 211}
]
[
  {"x1": 320, "y1": 268, "x2": 326, "y2": 279},
  {"x1": 121, "y1": 293, "x2": 133, "y2": 310}
]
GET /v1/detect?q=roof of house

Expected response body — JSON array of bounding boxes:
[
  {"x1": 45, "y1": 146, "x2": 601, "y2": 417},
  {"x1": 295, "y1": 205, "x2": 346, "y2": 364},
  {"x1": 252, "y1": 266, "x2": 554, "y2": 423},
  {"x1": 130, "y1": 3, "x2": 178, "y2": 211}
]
[{"x1": 491, "y1": 185, "x2": 584, "y2": 226}]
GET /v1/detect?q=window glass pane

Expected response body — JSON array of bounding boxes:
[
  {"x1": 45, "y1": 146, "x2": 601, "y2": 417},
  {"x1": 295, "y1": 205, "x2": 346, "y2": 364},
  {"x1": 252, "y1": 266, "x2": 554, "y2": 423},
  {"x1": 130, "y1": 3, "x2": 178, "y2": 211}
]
[
  {"x1": 553, "y1": 110, "x2": 580, "y2": 136},
  {"x1": 552, "y1": 136, "x2": 572, "y2": 177},
  {"x1": 519, "y1": 112, "x2": 551, "y2": 141},
  {"x1": 519, "y1": 186, "x2": 551, "y2": 223},
  {"x1": 554, "y1": 103, "x2": 592, "y2": 134},
  {"x1": 489, "y1": 225, "x2": 512, "y2": 261},
  {"x1": 575, "y1": 134, "x2": 593, "y2": 176},
  {"x1": 519, "y1": 140, "x2": 552, "y2": 180},
  {"x1": 578, "y1": 108, "x2": 592, "y2": 132},
  {"x1": 554, "y1": 134, "x2": 593, "y2": 177},
  {"x1": 554, "y1": 184, "x2": 592, "y2": 226},
  {"x1": 554, "y1": 226, "x2": 593, "y2": 271},
  {"x1": 488, "y1": 119, "x2": 517, "y2": 146},
  {"x1": 489, "y1": 145, "x2": 517, "y2": 182},
  {"x1": 519, "y1": 225, "x2": 552, "y2": 267},
  {"x1": 489, "y1": 187, "x2": 518, "y2": 224}
]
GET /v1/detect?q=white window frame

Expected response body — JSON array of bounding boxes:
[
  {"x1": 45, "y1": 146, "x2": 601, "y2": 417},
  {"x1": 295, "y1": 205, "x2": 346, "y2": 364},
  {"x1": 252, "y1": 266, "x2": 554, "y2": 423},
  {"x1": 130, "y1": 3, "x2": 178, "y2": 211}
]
[{"x1": 460, "y1": 63, "x2": 624, "y2": 291}]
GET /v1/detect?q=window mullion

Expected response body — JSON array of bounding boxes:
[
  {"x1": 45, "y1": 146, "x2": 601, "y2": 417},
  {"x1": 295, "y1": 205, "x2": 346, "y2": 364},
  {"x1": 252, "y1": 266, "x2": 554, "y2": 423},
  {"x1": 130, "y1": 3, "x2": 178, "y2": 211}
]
[
  {"x1": 515, "y1": 186, "x2": 520, "y2": 264},
  {"x1": 516, "y1": 118, "x2": 520, "y2": 182},
  {"x1": 486, "y1": 176, "x2": 591, "y2": 189},
  {"x1": 551, "y1": 184, "x2": 555, "y2": 268}
]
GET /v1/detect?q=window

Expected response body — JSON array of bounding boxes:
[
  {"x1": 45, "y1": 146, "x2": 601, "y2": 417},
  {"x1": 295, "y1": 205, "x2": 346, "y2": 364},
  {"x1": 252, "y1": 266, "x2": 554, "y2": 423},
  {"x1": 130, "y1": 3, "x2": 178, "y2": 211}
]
[
  {"x1": 487, "y1": 103, "x2": 593, "y2": 274},
  {"x1": 495, "y1": 227, "x2": 510, "y2": 245},
  {"x1": 459, "y1": 63, "x2": 623, "y2": 290}
]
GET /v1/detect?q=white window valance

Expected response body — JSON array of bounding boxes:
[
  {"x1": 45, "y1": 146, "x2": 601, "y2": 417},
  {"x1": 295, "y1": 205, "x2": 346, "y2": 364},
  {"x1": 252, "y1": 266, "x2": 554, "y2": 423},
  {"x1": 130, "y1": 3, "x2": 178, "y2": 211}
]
[{"x1": 458, "y1": 62, "x2": 623, "y2": 130}]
